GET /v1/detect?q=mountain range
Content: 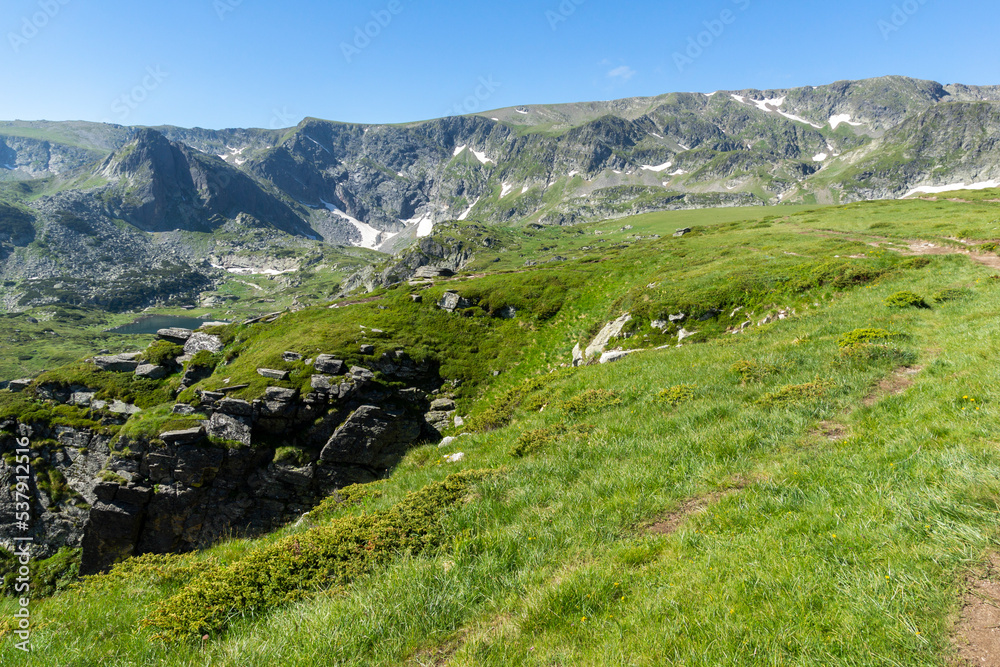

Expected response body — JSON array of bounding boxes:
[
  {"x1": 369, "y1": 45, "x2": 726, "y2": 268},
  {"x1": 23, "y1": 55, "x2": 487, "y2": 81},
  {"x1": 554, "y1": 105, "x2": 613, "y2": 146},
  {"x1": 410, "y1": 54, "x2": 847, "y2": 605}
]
[{"x1": 3, "y1": 74, "x2": 1000, "y2": 311}]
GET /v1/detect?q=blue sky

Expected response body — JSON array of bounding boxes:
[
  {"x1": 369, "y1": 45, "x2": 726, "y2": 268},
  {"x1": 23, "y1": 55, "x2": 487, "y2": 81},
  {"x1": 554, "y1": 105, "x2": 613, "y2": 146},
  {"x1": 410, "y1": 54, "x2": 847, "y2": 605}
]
[{"x1": 1, "y1": 0, "x2": 997, "y2": 129}]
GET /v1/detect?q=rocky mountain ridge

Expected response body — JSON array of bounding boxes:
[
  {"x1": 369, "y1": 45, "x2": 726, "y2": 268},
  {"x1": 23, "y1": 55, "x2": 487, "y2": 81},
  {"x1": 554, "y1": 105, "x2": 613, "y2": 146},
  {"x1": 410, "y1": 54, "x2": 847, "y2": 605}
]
[{"x1": 3, "y1": 75, "x2": 1000, "y2": 310}]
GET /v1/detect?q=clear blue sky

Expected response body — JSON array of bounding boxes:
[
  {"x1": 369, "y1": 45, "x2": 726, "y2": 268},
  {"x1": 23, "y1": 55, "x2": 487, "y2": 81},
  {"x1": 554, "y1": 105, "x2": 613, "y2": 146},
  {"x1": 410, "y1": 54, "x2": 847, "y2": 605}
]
[{"x1": 1, "y1": 0, "x2": 997, "y2": 129}]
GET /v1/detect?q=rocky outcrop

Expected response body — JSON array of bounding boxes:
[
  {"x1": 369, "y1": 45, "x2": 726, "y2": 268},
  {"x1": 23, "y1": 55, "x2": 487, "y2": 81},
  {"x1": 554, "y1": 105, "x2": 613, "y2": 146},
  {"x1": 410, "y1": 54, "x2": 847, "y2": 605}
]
[{"x1": 0, "y1": 351, "x2": 446, "y2": 574}]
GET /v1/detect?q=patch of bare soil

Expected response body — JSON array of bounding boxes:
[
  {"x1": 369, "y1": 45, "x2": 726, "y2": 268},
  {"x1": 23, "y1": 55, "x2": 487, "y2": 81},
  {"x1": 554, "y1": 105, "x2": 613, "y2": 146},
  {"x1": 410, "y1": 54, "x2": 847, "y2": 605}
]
[
  {"x1": 898, "y1": 241, "x2": 1000, "y2": 271},
  {"x1": 863, "y1": 366, "x2": 922, "y2": 407},
  {"x1": 954, "y1": 555, "x2": 1000, "y2": 666},
  {"x1": 813, "y1": 421, "x2": 849, "y2": 441},
  {"x1": 647, "y1": 478, "x2": 749, "y2": 535}
]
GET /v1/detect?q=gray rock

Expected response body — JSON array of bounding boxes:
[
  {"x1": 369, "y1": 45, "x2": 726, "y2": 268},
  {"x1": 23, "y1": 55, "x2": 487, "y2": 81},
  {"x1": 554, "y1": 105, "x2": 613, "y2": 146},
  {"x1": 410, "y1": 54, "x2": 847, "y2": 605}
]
[
  {"x1": 414, "y1": 266, "x2": 455, "y2": 279},
  {"x1": 678, "y1": 328, "x2": 698, "y2": 342},
  {"x1": 674, "y1": 228, "x2": 692, "y2": 237},
  {"x1": 572, "y1": 343, "x2": 585, "y2": 367},
  {"x1": 360, "y1": 345, "x2": 375, "y2": 355},
  {"x1": 109, "y1": 401, "x2": 141, "y2": 415},
  {"x1": 584, "y1": 313, "x2": 632, "y2": 360},
  {"x1": 184, "y1": 333, "x2": 224, "y2": 356},
  {"x1": 319, "y1": 405, "x2": 421, "y2": 467},
  {"x1": 314, "y1": 355, "x2": 345, "y2": 374},
  {"x1": 264, "y1": 387, "x2": 297, "y2": 402},
  {"x1": 438, "y1": 291, "x2": 473, "y2": 313},
  {"x1": 600, "y1": 349, "x2": 640, "y2": 364},
  {"x1": 207, "y1": 412, "x2": 252, "y2": 445},
  {"x1": 350, "y1": 366, "x2": 375, "y2": 383},
  {"x1": 160, "y1": 427, "x2": 205, "y2": 445},
  {"x1": 669, "y1": 313, "x2": 687, "y2": 322},
  {"x1": 257, "y1": 368, "x2": 290, "y2": 381},
  {"x1": 410, "y1": 294, "x2": 423, "y2": 303},
  {"x1": 135, "y1": 364, "x2": 168, "y2": 380},
  {"x1": 171, "y1": 404, "x2": 197, "y2": 416},
  {"x1": 8, "y1": 378, "x2": 32, "y2": 393},
  {"x1": 157, "y1": 328, "x2": 193, "y2": 343},
  {"x1": 496, "y1": 305, "x2": 517, "y2": 320},
  {"x1": 311, "y1": 375, "x2": 336, "y2": 391},
  {"x1": 454, "y1": 415, "x2": 465, "y2": 428},
  {"x1": 430, "y1": 397, "x2": 456, "y2": 412},
  {"x1": 217, "y1": 398, "x2": 254, "y2": 417},
  {"x1": 70, "y1": 391, "x2": 96, "y2": 406},
  {"x1": 282, "y1": 351, "x2": 303, "y2": 362},
  {"x1": 425, "y1": 411, "x2": 453, "y2": 432},
  {"x1": 93, "y1": 354, "x2": 142, "y2": 373}
]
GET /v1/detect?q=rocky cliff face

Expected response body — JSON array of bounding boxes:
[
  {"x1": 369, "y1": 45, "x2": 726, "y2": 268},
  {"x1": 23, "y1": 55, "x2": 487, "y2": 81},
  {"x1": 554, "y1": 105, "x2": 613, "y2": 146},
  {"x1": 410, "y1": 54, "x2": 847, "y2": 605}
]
[{"x1": 0, "y1": 344, "x2": 455, "y2": 574}]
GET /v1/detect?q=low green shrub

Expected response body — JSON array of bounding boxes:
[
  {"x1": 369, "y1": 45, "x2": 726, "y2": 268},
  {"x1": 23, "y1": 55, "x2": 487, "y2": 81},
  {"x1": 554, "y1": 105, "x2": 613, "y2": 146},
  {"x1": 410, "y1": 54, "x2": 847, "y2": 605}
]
[
  {"x1": 562, "y1": 389, "x2": 621, "y2": 415},
  {"x1": 932, "y1": 288, "x2": 972, "y2": 303},
  {"x1": 142, "y1": 469, "x2": 495, "y2": 641},
  {"x1": 884, "y1": 291, "x2": 928, "y2": 308},
  {"x1": 273, "y1": 446, "x2": 312, "y2": 466},
  {"x1": 758, "y1": 380, "x2": 833, "y2": 407},
  {"x1": 467, "y1": 377, "x2": 551, "y2": 432},
  {"x1": 837, "y1": 344, "x2": 917, "y2": 367},
  {"x1": 730, "y1": 360, "x2": 780, "y2": 384},
  {"x1": 310, "y1": 481, "x2": 387, "y2": 520},
  {"x1": 1, "y1": 547, "x2": 80, "y2": 598},
  {"x1": 81, "y1": 553, "x2": 219, "y2": 594},
  {"x1": 837, "y1": 328, "x2": 903, "y2": 348},
  {"x1": 657, "y1": 384, "x2": 697, "y2": 406},
  {"x1": 143, "y1": 341, "x2": 184, "y2": 366},
  {"x1": 511, "y1": 423, "x2": 567, "y2": 458}
]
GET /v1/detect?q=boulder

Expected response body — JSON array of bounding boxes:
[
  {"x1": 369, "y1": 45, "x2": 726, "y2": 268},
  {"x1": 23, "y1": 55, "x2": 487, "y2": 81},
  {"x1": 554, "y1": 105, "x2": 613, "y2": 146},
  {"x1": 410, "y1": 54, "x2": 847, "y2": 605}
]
[
  {"x1": 314, "y1": 355, "x2": 345, "y2": 375},
  {"x1": 94, "y1": 353, "x2": 142, "y2": 373},
  {"x1": 160, "y1": 427, "x2": 205, "y2": 445},
  {"x1": 207, "y1": 412, "x2": 252, "y2": 446},
  {"x1": 135, "y1": 364, "x2": 168, "y2": 380},
  {"x1": 438, "y1": 291, "x2": 473, "y2": 313},
  {"x1": 425, "y1": 411, "x2": 453, "y2": 432},
  {"x1": 360, "y1": 345, "x2": 375, "y2": 355},
  {"x1": 157, "y1": 328, "x2": 193, "y2": 343},
  {"x1": 495, "y1": 305, "x2": 517, "y2": 320},
  {"x1": 184, "y1": 333, "x2": 224, "y2": 356},
  {"x1": 171, "y1": 404, "x2": 197, "y2": 416},
  {"x1": 572, "y1": 343, "x2": 585, "y2": 367},
  {"x1": 264, "y1": 387, "x2": 297, "y2": 402},
  {"x1": 350, "y1": 367, "x2": 375, "y2": 383},
  {"x1": 217, "y1": 398, "x2": 254, "y2": 417},
  {"x1": 584, "y1": 314, "x2": 632, "y2": 360},
  {"x1": 410, "y1": 294, "x2": 423, "y2": 303},
  {"x1": 282, "y1": 351, "x2": 303, "y2": 362},
  {"x1": 678, "y1": 328, "x2": 698, "y2": 343},
  {"x1": 257, "y1": 368, "x2": 290, "y2": 381},
  {"x1": 414, "y1": 266, "x2": 455, "y2": 279},
  {"x1": 311, "y1": 375, "x2": 336, "y2": 391},
  {"x1": 319, "y1": 405, "x2": 421, "y2": 467},
  {"x1": 8, "y1": 378, "x2": 32, "y2": 393},
  {"x1": 600, "y1": 349, "x2": 640, "y2": 364},
  {"x1": 674, "y1": 228, "x2": 692, "y2": 237},
  {"x1": 430, "y1": 397, "x2": 456, "y2": 412}
]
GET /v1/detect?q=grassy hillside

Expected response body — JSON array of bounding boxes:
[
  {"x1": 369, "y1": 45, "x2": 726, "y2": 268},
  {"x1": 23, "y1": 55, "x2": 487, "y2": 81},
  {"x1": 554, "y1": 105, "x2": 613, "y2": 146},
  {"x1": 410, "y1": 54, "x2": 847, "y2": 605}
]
[{"x1": 6, "y1": 194, "x2": 1000, "y2": 664}]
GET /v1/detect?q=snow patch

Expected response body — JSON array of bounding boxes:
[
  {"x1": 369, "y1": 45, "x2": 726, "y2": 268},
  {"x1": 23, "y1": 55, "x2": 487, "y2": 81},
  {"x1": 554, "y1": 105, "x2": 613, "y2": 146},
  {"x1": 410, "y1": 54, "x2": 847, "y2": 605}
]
[
  {"x1": 500, "y1": 182, "x2": 514, "y2": 198},
  {"x1": 568, "y1": 170, "x2": 580, "y2": 178},
  {"x1": 650, "y1": 132, "x2": 663, "y2": 139},
  {"x1": 322, "y1": 199, "x2": 382, "y2": 249},
  {"x1": 458, "y1": 196, "x2": 480, "y2": 221},
  {"x1": 669, "y1": 169, "x2": 687, "y2": 176},
  {"x1": 813, "y1": 153, "x2": 828, "y2": 162},
  {"x1": 305, "y1": 135, "x2": 332, "y2": 154},
  {"x1": 490, "y1": 117, "x2": 499, "y2": 121},
  {"x1": 678, "y1": 143, "x2": 690, "y2": 151},
  {"x1": 732, "y1": 94, "x2": 823, "y2": 128},
  {"x1": 401, "y1": 212, "x2": 435, "y2": 238},
  {"x1": 211, "y1": 264, "x2": 295, "y2": 276},
  {"x1": 472, "y1": 149, "x2": 493, "y2": 164},
  {"x1": 453, "y1": 144, "x2": 467, "y2": 157},
  {"x1": 903, "y1": 180, "x2": 1000, "y2": 198},
  {"x1": 641, "y1": 161, "x2": 674, "y2": 173},
  {"x1": 521, "y1": 185, "x2": 529, "y2": 194},
  {"x1": 515, "y1": 108, "x2": 529, "y2": 115},
  {"x1": 829, "y1": 114, "x2": 863, "y2": 130}
]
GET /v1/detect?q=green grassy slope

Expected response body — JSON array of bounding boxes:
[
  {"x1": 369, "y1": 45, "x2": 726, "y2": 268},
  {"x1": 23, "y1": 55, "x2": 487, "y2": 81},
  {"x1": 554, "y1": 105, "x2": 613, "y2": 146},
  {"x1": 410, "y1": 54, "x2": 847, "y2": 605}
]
[{"x1": 6, "y1": 195, "x2": 1000, "y2": 664}]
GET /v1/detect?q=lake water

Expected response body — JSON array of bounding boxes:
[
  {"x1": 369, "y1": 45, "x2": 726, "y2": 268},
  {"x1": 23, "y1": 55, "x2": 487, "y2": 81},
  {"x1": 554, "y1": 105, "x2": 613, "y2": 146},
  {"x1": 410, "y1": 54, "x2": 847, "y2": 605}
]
[{"x1": 108, "y1": 315, "x2": 228, "y2": 336}]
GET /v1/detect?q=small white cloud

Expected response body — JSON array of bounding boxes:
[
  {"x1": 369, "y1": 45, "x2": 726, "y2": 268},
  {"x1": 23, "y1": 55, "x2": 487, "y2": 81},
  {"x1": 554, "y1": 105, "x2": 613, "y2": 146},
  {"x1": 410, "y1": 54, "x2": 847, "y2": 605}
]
[{"x1": 607, "y1": 65, "x2": 636, "y2": 82}]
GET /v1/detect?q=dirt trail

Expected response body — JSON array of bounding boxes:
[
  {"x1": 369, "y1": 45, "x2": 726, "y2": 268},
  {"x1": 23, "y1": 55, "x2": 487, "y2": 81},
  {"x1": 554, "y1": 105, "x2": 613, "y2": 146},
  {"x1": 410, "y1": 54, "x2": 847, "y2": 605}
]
[{"x1": 954, "y1": 554, "x2": 1000, "y2": 666}]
